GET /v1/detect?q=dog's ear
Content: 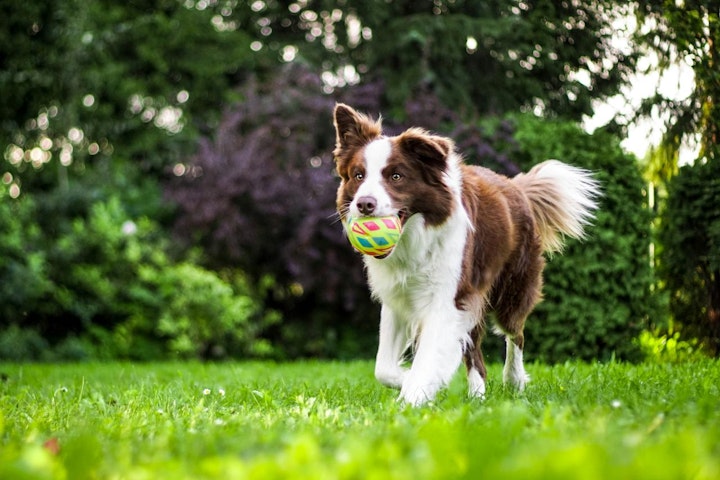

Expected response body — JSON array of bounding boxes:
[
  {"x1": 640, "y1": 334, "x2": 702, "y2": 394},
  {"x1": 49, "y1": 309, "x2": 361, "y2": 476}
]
[
  {"x1": 333, "y1": 103, "x2": 382, "y2": 156},
  {"x1": 397, "y1": 128, "x2": 454, "y2": 170}
]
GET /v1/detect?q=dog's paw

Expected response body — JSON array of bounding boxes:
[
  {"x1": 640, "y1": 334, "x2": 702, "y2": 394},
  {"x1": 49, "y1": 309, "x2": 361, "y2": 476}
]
[
  {"x1": 375, "y1": 367, "x2": 408, "y2": 390},
  {"x1": 503, "y1": 369, "x2": 530, "y2": 391},
  {"x1": 467, "y1": 368, "x2": 486, "y2": 400},
  {"x1": 398, "y1": 377, "x2": 438, "y2": 407},
  {"x1": 398, "y1": 388, "x2": 431, "y2": 407}
]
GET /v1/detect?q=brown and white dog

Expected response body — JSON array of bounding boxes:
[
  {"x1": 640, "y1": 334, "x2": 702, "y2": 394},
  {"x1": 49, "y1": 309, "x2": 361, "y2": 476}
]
[{"x1": 332, "y1": 104, "x2": 600, "y2": 406}]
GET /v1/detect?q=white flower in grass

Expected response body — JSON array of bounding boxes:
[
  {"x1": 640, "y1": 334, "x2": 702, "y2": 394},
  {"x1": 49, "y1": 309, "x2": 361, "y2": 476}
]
[
  {"x1": 611, "y1": 399, "x2": 622, "y2": 409},
  {"x1": 218, "y1": 388, "x2": 225, "y2": 396},
  {"x1": 203, "y1": 388, "x2": 211, "y2": 396},
  {"x1": 53, "y1": 386, "x2": 69, "y2": 397}
]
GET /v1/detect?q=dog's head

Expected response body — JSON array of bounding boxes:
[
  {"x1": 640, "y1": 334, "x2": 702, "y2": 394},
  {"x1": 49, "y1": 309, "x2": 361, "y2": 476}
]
[{"x1": 332, "y1": 103, "x2": 456, "y2": 227}]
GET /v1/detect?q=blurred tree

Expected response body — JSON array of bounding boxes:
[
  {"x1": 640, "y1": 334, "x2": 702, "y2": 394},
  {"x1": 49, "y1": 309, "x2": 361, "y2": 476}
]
[
  {"x1": 0, "y1": 0, "x2": 274, "y2": 357},
  {"x1": 0, "y1": 0, "x2": 71, "y2": 140},
  {"x1": 658, "y1": 160, "x2": 720, "y2": 356},
  {"x1": 235, "y1": 0, "x2": 637, "y2": 119},
  {"x1": 0, "y1": 0, "x2": 257, "y2": 197},
  {"x1": 1, "y1": 0, "x2": 644, "y2": 195},
  {"x1": 2, "y1": 0, "x2": 641, "y2": 201},
  {"x1": 635, "y1": 0, "x2": 720, "y2": 180},
  {"x1": 635, "y1": 0, "x2": 720, "y2": 355}
]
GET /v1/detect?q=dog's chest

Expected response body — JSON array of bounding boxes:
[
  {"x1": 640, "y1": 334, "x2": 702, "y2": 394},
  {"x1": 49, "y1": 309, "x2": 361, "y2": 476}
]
[
  {"x1": 365, "y1": 243, "x2": 455, "y2": 315},
  {"x1": 364, "y1": 212, "x2": 469, "y2": 314},
  {"x1": 367, "y1": 262, "x2": 425, "y2": 312}
]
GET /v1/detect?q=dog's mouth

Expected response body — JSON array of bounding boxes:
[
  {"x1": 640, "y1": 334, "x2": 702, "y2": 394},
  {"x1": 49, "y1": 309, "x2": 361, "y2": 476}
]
[
  {"x1": 373, "y1": 209, "x2": 409, "y2": 260},
  {"x1": 341, "y1": 206, "x2": 409, "y2": 261},
  {"x1": 345, "y1": 208, "x2": 409, "y2": 226}
]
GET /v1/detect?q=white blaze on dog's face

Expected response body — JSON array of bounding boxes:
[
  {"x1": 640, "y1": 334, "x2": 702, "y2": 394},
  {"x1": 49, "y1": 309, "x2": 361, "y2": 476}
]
[
  {"x1": 349, "y1": 138, "x2": 396, "y2": 218},
  {"x1": 333, "y1": 103, "x2": 456, "y2": 227}
]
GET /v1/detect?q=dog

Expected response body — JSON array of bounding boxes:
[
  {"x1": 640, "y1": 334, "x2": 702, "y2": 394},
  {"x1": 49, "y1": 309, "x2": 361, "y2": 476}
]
[{"x1": 332, "y1": 104, "x2": 600, "y2": 406}]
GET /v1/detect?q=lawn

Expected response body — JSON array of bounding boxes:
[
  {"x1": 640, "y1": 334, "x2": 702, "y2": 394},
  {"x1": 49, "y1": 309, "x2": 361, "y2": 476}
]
[{"x1": 1, "y1": 360, "x2": 719, "y2": 479}]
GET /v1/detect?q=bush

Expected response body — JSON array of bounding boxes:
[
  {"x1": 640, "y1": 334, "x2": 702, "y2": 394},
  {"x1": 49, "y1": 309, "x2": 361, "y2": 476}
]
[
  {"x1": 509, "y1": 116, "x2": 657, "y2": 362},
  {"x1": 0, "y1": 324, "x2": 49, "y2": 361},
  {"x1": 135, "y1": 263, "x2": 278, "y2": 359},
  {"x1": 0, "y1": 193, "x2": 274, "y2": 360},
  {"x1": 0, "y1": 190, "x2": 54, "y2": 324},
  {"x1": 637, "y1": 328, "x2": 705, "y2": 363},
  {"x1": 64, "y1": 198, "x2": 277, "y2": 360},
  {"x1": 658, "y1": 158, "x2": 720, "y2": 356},
  {"x1": 0, "y1": 328, "x2": 100, "y2": 362}
]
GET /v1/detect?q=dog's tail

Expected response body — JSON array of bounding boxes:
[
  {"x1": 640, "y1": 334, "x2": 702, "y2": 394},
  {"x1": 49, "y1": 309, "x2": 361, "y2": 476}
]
[{"x1": 512, "y1": 160, "x2": 601, "y2": 253}]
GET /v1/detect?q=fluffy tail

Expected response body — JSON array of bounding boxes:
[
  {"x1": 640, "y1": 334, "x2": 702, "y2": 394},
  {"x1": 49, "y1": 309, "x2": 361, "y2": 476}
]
[{"x1": 512, "y1": 160, "x2": 601, "y2": 253}]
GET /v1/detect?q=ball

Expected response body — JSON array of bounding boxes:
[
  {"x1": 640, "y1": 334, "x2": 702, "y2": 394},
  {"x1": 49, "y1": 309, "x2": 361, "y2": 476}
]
[{"x1": 344, "y1": 215, "x2": 402, "y2": 258}]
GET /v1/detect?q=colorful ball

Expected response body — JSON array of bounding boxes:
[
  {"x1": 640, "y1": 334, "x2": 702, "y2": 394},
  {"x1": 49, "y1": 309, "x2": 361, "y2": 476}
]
[{"x1": 344, "y1": 215, "x2": 402, "y2": 257}]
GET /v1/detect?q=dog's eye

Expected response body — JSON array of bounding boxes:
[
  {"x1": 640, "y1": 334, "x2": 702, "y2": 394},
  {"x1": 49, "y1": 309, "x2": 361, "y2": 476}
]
[
  {"x1": 354, "y1": 172, "x2": 364, "y2": 181},
  {"x1": 391, "y1": 173, "x2": 402, "y2": 182}
]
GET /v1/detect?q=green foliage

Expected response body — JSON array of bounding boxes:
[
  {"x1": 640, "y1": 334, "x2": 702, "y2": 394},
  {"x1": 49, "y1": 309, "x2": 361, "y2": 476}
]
[
  {"x1": 633, "y1": 2, "x2": 720, "y2": 356},
  {"x1": 1, "y1": 0, "x2": 257, "y2": 197},
  {"x1": 0, "y1": 195, "x2": 274, "y2": 360},
  {"x1": 510, "y1": 116, "x2": 657, "y2": 362},
  {"x1": 0, "y1": 0, "x2": 74, "y2": 136},
  {"x1": 248, "y1": 0, "x2": 636, "y2": 120},
  {"x1": 658, "y1": 158, "x2": 720, "y2": 356},
  {"x1": 136, "y1": 263, "x2": 278, "y2": 359},
  {"x1": 2, "y1": 0, "x2": 641, "y2": 199},
  {"x1": 638, "y1": 329, "x2": 705, "y2": 363},
  {"x1": 0, "y1": 325, "x2": 49, "y2": 362},
  {"x1": 64, "y1": 199, "x2": 276, "y2": 360},
  {"x1": 0, "y1": 1, "x2": 669, "y2": 361},
  {"x1": 635, "y1": 1, "x2": 720, "y2": 166},
  {"x1": 1, "y1": 361, "x2": 719, "y2": 479},
  {"x1": 0, "y1": 190, "x2": 54, "y2": 321}
]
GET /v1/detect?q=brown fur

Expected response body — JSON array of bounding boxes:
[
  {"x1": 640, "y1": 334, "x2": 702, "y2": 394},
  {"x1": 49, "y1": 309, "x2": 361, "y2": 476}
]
[
  {"x1": 334, "y1": 106, "x2": 456, "y2": 227},
  {"x1": 454, "y1": 166, "x2": 544, "y2": 379}
]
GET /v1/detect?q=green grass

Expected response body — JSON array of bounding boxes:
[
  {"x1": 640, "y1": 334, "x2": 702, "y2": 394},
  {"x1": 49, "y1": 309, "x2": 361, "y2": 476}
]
[{"x1": 1, "y1": 360, "x2": 719, "y2": 479}]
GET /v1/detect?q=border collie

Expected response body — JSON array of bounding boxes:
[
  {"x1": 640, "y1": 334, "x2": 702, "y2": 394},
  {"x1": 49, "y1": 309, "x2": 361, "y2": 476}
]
[{"x1": 332, "y1": 104, "x2": 600, "y2": 406}]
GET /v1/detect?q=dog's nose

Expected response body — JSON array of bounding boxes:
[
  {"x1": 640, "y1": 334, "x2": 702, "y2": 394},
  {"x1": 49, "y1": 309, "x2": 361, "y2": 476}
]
[{"x1": 356, "y1": 196, "x2": 377, "y2": 215}]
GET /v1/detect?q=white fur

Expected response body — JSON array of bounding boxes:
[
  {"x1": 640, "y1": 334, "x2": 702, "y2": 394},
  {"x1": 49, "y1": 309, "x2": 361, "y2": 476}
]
[
  {"x1": 367, "y1": 154, "x2": 475, "y2": 406},
  {"x1": 535, "y1": 160, "x2": 600, "y2": 219},
  {"x1": 525, "y1": 159, "x2": 601, "y2": 251},
  {"x1": 374, "y1": 305, "x2": 409, "y2": 389},
  {"x1": 442, "y1": 153, "x2": 467, "y2": 204},
  {"x1": 467, "y1": 368, "x2": 486, "y2": 399},
  {"x1": 350, "y1": 138, "x2": 395, "y2": 218},
  {"x1": 503, "y1": 337, "x2": 530, "y2": 390}
]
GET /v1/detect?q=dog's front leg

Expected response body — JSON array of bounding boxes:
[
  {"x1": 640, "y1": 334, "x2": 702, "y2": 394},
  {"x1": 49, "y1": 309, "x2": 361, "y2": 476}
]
[
  {"x1": 374, "y1": 305, "x2": 409, "y2": 389},
  {"x1": 399, "y1": 308, "x2": 466, "y2": 406}
]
